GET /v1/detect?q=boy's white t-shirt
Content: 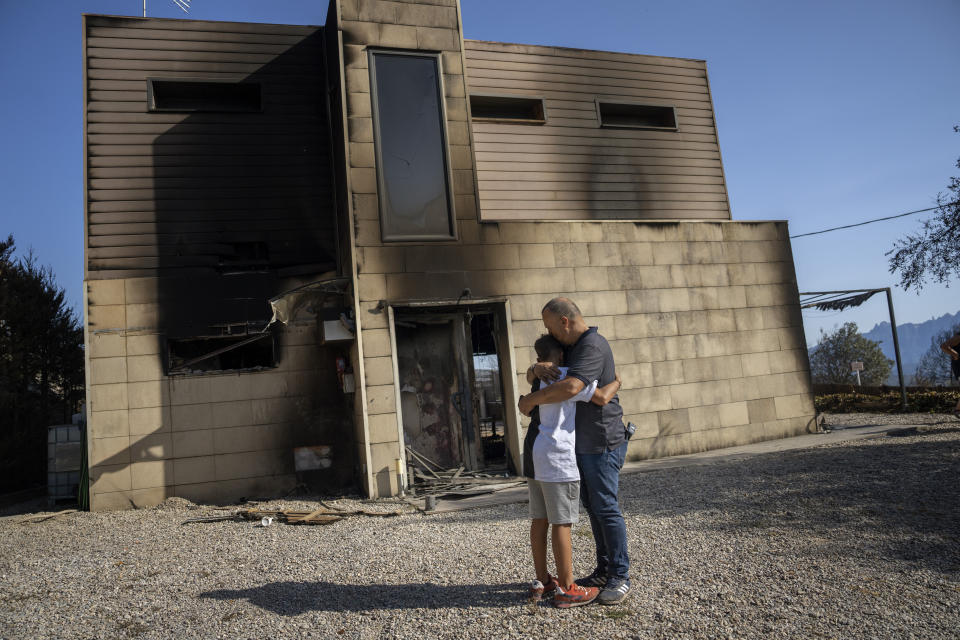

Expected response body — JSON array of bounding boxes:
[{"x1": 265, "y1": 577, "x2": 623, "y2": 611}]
[{"x1": 532, "y1": 367, "x2": 598, "y2": 482}]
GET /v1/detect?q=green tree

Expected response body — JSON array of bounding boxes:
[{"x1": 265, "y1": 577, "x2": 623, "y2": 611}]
[
  {"x1": 809, "y1": 322, "x2": 893, "y2": 385},
  {"x1": 0, "y1": 235, "x2": 85, "y2": 493},
  {"x1": 887, "y1": 125, "x2": 960, "y2": 291},
  {"x1": 912, "y1": 323, "x2": 960, "y2": 384}
]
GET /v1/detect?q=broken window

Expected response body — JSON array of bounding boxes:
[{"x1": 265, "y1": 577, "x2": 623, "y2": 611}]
[
  {"x1": 470, "y1": 94, "x2": 546, "y2": 124},
  {"x1": 147, "y1": 78, "x2": 263, "y2": 113},
  {"x1": 368, "y1": 51, "x2": 455, "y2": 242},
  {"x1": 166, "y1": 331, "x2": 276, "y2": 374},
  {"x1": 597, "y1": 101, "x2": 678, "y2": 130}
]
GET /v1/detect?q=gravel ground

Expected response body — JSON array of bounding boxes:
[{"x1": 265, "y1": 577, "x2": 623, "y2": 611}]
[{"x1": 2, "y1": 414, "x2": 959, "y2": 639}]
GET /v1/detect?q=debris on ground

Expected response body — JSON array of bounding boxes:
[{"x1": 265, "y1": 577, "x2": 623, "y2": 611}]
[
  {"x1": 237, "y1": 504, "x2": 406, "y2": 525},
  {"x1": 153, "y1": 497, "x2": 200, "y2": 511},
  {"x1": 16, "y1": 509, "x2": 77, "y2": 525},
  {"x1": 181, "y1": 501, "x2": 409, "y2": 526},
  {"x1": 404, "y1": 446, "x2": 525, "y2": 501}
]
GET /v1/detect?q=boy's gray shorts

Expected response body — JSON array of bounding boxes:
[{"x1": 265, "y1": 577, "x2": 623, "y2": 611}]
[{"x1": 527, "y1": 479, "x2": 580, "y2": 524}]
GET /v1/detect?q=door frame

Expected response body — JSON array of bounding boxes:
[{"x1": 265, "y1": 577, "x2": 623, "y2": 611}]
[{"x1": 386, "y1": 297, "x2": 522, "y2": 486}]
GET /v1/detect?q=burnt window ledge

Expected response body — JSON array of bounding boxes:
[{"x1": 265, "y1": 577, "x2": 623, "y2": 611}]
[{"x1": 166, "y1": 331, "x2": 277, "y2": 375}]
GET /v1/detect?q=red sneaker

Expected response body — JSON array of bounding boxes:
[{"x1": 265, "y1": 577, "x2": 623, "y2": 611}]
[
  {"x1": 528, "y1": 575, "x2": 560, "y2": 601},
  {"x1": 554, "y1": 583, "x2": 599, "y2": 608}
]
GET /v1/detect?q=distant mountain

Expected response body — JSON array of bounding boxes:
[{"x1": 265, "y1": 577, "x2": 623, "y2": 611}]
[{"x1": 862, "y1": 310, "x2": 960, "y2": 384}]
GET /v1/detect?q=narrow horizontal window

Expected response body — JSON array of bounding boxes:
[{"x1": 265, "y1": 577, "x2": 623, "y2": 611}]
[
  {"x1": 597, "y1": 101, "x2": 677, "y2": 130},
  {"x1": 147, "y1": 78, "x2": 262, "y2": 113},
  {"x1": 470, "y1": 95, "x2": 546, "y2": 124},
  {"x1": 167, "y1": 334, "x2": 276, "y2": 374}
]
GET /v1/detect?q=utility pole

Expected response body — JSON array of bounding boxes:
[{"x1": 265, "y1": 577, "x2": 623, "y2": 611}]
[{"x1": 885, "y1": 287, "x2": 908, "y2": 411}]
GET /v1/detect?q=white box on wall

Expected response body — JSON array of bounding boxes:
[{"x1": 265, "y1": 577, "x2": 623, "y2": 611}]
[{"x1": 322, "y1": 319, "x2": 354, "y2": 343}]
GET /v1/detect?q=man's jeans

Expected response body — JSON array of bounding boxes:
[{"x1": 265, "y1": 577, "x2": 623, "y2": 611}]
[{"x1": 576, "y1": 441, "x2": 630, "y2": 581}]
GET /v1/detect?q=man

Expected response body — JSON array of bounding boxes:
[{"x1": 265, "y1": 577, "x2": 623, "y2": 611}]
[
  {"x1": 941, "y1": 331, "x2": 960, "y2": 418},
  {"x1": 518, "y1": 297, "x2": 631, "y2": 605}
]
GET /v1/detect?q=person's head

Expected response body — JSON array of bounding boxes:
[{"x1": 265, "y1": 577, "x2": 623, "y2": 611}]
[
  {"x1": 534, "y1": 334, "x2": 564, "y2": 365},
  {"x1": 541, "y1": 297, "x2": 587, "y2": 346}
]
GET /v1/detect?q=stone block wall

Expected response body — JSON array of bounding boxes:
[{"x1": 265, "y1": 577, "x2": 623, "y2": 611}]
[
  {"x1": 332, "y1": 0, "x2": 815, "y2": 496},
  {"x1": 83, "y1": 277, "x2": 352, "y2": 511},
  {"x1": 351, "y1": 218, "x2": 815, "y2": 494},
  {"x1": 333, "y1": 0, "x2": 482, "y2": 495}
]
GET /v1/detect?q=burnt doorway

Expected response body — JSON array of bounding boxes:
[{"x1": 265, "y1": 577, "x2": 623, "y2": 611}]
[{"x1": 393, "y1": 303, "x2": 512, "y2": 475}]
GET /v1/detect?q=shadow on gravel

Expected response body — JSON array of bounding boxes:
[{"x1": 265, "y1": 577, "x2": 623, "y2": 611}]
[
  {"x1": 620, "y1": 429, "x2": 960, "y2": 574},
  {"x1": 885, "y1": 426, "x2": 960, "y2": 437},
  {"x1": 0, "y1": 496, "x2": 52, "y2": 518},
  {"x1": 199, "y1": 581, "x2": 522, "y2": 614}
]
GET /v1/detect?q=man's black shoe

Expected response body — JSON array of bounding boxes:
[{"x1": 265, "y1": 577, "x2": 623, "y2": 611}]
[{"x1": 574, "y1": 568, "x2": 607, "y2": 588}]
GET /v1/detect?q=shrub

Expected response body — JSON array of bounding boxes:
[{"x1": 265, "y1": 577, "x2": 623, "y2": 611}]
[{"x1": 814, "y1": 389, "x2": 959, "y2": 413}]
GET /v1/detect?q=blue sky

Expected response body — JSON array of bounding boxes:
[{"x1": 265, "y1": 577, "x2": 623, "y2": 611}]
[{"x1": 1, "y1": 0, "x2": 957, "y2": 346}]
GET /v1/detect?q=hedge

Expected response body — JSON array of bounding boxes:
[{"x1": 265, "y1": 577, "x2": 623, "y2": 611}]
[{"x1": 815, "y1": 390, "x2": 960, "y2": 414}]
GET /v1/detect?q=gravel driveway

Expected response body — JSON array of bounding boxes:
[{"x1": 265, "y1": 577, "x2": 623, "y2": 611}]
[{"x1": 2, "y1": 414, "x2": 958, "y2": 639}]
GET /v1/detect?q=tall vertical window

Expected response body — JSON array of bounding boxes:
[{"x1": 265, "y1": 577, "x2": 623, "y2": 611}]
[{"x1": 369, "y1": 51, "x2": 455, "y2": 242}]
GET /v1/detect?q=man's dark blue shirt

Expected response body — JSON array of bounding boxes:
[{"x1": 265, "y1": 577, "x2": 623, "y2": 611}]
[{"x1": 564, "y1": 326, "x2": 625, "y2": 454}]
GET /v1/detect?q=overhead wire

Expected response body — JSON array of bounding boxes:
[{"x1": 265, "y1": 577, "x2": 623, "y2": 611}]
[{"x1": 789, "y1": 202, "x2": 958, "y2": 239}]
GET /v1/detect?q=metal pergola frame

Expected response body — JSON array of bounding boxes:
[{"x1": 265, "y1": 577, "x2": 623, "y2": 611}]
[{"x1": 799, "y1": 287, "x2": 907, "y2": 410}]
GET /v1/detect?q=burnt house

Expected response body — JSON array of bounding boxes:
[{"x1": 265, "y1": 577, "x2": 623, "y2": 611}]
[{"x1": 82, "y1": 0, "x2": 815, "y2": 510}]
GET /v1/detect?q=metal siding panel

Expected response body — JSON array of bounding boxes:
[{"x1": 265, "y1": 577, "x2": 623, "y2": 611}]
[
  {"x1": 84, "y1": 16, "x2": 336, "y2": 279},
  {"x1": 463, "y1": 41, "x2": 730, "y2": 221},
  {"x1": 85, "y1": 15, "x2": 318, "y2": 36}
]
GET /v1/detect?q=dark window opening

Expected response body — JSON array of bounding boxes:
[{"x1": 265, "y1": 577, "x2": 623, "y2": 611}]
[
  {"x1": 218, "y1": 241, "x2": 270, "y2": 275},
  {"x1": 470, "y1": 94, "x2": 546, "y2": 124},
  {"x1": 167, "y1": 333, "x2": 276, "y2": 375},
  {"x1": 369, "y1": 51, "x2": 455, "y2": 242},
  {"x1": 597, "y1": 101, "x2": 678, "y2": 130},
  {"x1": 147, "y1": 78, "x2": 262, "y2": 113}
]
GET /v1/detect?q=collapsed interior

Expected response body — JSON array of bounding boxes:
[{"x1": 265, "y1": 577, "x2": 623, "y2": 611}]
[{"x1": 393, "y1": 303, "x2": 515, "y2": 484}]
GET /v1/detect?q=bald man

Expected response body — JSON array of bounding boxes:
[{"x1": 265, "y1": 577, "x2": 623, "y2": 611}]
[{"x1": 518, "y1": 297, "x2": 631, "y2": 605}]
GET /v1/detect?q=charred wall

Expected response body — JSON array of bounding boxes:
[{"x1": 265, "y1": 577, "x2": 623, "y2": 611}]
[
  {"x1": 85, "y1": 15, "x2": 338, "y2": 329},
  {"x1": 82, "y1": 15, "x2": 356, "y2": 509},
  {"x1": 462, "y1": 40, "x2": 731, "y2": 221}
]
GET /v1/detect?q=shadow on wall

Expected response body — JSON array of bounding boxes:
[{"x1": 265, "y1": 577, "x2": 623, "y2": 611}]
[
  {"x1": 640, "y1": 414, "x2": 821, "y2": 462},
  {"x1": 90, "y1": 25, "x2": 355, "y2": 503},
  {"x1": 150, "y1": 29, "x2": 337, "y2": 352}
]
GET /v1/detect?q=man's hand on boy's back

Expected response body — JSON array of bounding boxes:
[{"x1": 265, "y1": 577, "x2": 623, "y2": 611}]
[{"x1": 527, "y1": 361, "x2": 563, "y2": 384}]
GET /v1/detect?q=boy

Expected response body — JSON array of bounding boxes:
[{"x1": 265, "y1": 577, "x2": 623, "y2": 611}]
[{"x1": 524, "y1": 334, "x2": 622, "y2": 608}]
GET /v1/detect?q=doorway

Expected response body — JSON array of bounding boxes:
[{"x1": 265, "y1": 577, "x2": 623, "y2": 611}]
[{"x1": 392, "y1": 302, "x2": 514, "y2": 476}]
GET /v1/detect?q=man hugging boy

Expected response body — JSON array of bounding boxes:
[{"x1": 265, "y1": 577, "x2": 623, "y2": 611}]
[{"x1": 523, "y1": 334, "x2": 621, "y2": 608}]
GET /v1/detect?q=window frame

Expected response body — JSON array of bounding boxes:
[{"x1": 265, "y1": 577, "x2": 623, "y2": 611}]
[
  {"x1": 595, "y1": 99, "x2": 679, "y2": 131},
  {"x1": 164, "y1": 332, "x2": 278, "y2": 376},
  {"x1": 469, "y1": 93, "x2": 547, "y2": 125},
  {"x1": 367, "y1": 49, "x2": 457, "y2": 243},
  {"x1": 146, "y1": 77, "x2": 263, "y2": 114}
]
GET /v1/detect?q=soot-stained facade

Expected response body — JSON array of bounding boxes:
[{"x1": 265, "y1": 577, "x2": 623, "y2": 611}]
[{"x1": 82, "y1": 0, "x2": 815, "y2": 510}]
